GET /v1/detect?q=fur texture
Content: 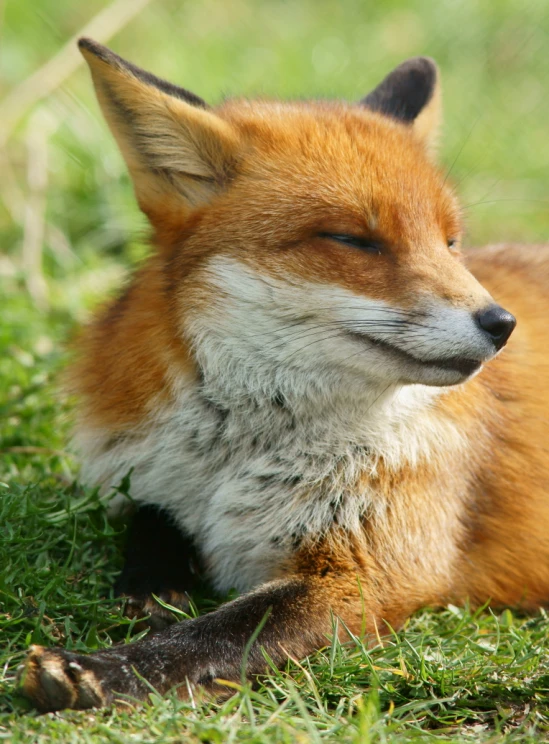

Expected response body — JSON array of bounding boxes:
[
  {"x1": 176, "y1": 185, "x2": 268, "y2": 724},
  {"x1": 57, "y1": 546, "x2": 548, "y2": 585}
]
[{"x1": 20, "y1": 41, "x2": 549, "y2": 712}]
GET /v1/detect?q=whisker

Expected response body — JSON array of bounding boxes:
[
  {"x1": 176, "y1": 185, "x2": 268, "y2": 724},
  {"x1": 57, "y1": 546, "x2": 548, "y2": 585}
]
[
  {"x1": 442, "y1": 112, "x2": 483, "y2": 187},
  {"x1": 260, "y1": 323, "x2": 433, "y2": 353},
  {"x1": 245, "y1": 307, "x2": 422, "y2": 339},
  {"x1": 328, "y1": 306, "x2": 419, "y2": 317},
  {"x1": 351, "y1": 320, "x2": 436, "y2": 330},
  {"x1": 248, "y1": 314, "x2": 439, "y2": 343},
  {"x1": 463, "y1": 197, "x2": 549, "y2": 210},
  {"x1": 278, "y1": 332, "x2": 355, "y2": 365},
  {"x1": 363, "y1": 382, "x2": 394, "y2": 417},
  {"x1": 260, "y1": 326, "x2": 345, "y2": 351},
  {"x1": 276, "y1": 325, "x2": 436, "y2": 366}
]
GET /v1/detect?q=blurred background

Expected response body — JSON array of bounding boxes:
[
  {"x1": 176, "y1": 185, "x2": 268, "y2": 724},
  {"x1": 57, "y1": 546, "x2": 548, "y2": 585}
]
[
  {"x1": 2, "y1": 0, "x2": 549, "y2": 308},
  {"x1": 1, "y1": 0, "x2": 548, "y2": 478}
]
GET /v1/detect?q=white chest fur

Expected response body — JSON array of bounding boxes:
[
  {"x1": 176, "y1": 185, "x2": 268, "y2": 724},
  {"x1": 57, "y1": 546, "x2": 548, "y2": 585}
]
[
  {"x1": 76, "y1": 257, "x2": 468, "y2": 593},
  {"x1": 77, "y1": 377, "x2": 462, "y2": 593}
]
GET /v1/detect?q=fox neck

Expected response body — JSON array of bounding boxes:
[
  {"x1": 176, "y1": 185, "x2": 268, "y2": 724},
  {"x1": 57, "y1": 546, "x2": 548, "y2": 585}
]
[
  {"x1": 187, "y1": 326, "x2": 459, "y2": 474},
  {"x1": 185, "y1": 257, "x2": 457, "y2": 468}
]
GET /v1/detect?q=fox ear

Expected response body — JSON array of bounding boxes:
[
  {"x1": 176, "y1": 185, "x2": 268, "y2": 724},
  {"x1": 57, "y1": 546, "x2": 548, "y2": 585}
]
[
  {"x1": 78, "y1": 38, "x2": 239, "y2": 224},
  {"x1": 360, "y1": 57, "x2": 441, "y2": 155}
]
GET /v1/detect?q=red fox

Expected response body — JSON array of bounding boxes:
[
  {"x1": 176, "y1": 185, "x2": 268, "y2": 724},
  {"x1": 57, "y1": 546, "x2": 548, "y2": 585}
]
[{"x1": 20, "y1": 38, "x2": 549, "y2": 712}]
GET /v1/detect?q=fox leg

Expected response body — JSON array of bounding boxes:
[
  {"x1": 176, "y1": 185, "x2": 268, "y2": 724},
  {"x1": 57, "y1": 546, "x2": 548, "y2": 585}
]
[
  {"x1": 20, "y1": 539, "x2": 375, "y2": 711},
  {"x1": 116, "y1": 505, "x2": 202, "y2": 631}
]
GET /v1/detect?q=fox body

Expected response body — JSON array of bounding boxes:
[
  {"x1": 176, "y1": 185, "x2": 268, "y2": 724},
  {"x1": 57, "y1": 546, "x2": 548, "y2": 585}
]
[{"x1": 21, "y1": 39, "x2": 549, "y2": 712}]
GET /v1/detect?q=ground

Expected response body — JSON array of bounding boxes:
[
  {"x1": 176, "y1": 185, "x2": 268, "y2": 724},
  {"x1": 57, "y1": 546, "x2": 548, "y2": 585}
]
[{"x1": 1, "y1": 0, "x2": 549, "y2": 740}]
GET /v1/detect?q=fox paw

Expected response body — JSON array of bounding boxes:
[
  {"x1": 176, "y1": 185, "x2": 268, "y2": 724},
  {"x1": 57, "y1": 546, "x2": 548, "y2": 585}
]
[
  {"x1": 18, "y1": 645, "x2": 108, "y2": 712},
  {"x1": 122, "y1": 589, "x2": 191, "y2": 632}
]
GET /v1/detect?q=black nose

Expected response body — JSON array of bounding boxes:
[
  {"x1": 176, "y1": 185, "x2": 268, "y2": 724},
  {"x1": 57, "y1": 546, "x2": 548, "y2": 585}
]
[{"x1": 475, "y1": 304, "x2": 516, "y2": 350}]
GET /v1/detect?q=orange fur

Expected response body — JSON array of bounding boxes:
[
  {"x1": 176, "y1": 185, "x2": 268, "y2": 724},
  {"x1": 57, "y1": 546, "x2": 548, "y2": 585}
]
[
  {"x1": 19, "y1": 42, "x2": 549, "y2": 714},
  {"x1": 73, "y1": 43, "x2": 549, "y2": 624},
  {"x1": 68, "y1": 256, "x2": 196, "y2": 431}
]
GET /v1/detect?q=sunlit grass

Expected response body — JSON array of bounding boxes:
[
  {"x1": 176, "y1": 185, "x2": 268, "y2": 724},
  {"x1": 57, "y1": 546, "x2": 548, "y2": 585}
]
[{"x1": 2, "y1": 471, "x2": 549, "y2": 742}]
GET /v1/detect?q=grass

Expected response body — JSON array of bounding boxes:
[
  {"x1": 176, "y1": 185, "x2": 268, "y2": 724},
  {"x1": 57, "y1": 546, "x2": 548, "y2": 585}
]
[{"x1": 1, "y1": 0, "x2": 549, "y2": 740}]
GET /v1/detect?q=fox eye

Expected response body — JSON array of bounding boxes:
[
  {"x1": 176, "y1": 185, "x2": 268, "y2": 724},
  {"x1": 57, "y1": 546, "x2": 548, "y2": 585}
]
[
  {"x1": 447, "y1": 238, "x2": 458, "y2": 250},
  {"x1": 319, "y1": 233, "x2": 383, "y2": 255}
]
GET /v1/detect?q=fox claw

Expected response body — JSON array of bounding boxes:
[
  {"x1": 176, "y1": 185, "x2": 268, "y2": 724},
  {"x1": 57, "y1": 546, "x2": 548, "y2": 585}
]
[{"x1": 18, "y1": 645, "x2": 107, "y2": 712}]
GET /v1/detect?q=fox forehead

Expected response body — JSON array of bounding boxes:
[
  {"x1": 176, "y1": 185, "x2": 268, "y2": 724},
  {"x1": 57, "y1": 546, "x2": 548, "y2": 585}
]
[
  {"x1": 210, "y1": 99, "x2": 460, "y2": 248},
  {"x1": 163, "y1": 101, "x2": 466, "y2": 312}
]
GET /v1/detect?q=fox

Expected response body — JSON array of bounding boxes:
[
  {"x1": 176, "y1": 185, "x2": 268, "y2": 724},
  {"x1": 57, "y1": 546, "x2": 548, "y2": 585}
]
[{"x1": 19, "y1": 37, "x2": 549, "y2": 713}]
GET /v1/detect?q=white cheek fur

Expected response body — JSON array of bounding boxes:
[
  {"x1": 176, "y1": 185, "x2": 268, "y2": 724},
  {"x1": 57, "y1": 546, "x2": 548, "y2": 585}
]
[{"x1": 75, "y1": 256, "x2": 469, "y2": 594}]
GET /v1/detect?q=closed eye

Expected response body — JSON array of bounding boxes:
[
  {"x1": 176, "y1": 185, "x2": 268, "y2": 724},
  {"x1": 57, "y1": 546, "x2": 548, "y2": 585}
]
[{"x1": 318, "y1": 233, "x2": 383, "y2": 255}]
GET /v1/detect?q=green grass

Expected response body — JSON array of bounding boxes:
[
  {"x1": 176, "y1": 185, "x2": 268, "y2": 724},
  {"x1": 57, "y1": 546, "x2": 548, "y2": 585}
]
[{"x1": 1, "y1": 0, "x2": 549, "y2": 740}]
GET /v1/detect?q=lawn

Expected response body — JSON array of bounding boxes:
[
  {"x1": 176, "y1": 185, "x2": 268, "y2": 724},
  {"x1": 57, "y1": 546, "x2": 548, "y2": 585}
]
[{"x1": 1, "y1": 0, "x2": 549, "y2": 740}]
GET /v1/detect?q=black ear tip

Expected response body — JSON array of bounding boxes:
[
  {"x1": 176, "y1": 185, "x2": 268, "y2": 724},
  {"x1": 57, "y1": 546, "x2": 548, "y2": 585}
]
[
  {"x1": 78, "y1": 37, "x2": 98, "y2": 53},
  {"x1": 78, "y1": 37, "x2": 110, "y2": 62},
  {"x1": 360, "y1": 56, "x2": 439, "y2": 123},
  {"x1": 389, "y1": 57, "x2": 438, "y2": 90},
  {"x1": 78, "y1": 37, "x2": 209, "y2": 110},
  {"x1": 401, "y1": 56, "x2": 438, "y2": 71},
  {"x1": 400, "y1": 56, "x2": 438, "y2": 81}
]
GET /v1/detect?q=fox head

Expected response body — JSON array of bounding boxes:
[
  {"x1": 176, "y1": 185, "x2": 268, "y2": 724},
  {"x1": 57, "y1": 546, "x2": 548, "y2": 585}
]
[{"x1": 79, "y1": 39, "x2": 515, "y2": 403}]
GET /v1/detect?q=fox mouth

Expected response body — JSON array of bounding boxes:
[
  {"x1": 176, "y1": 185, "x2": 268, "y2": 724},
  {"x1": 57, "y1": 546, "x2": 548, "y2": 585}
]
[{"x1": 346, "y1": 331, "x2": 483, "y2": 377}]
